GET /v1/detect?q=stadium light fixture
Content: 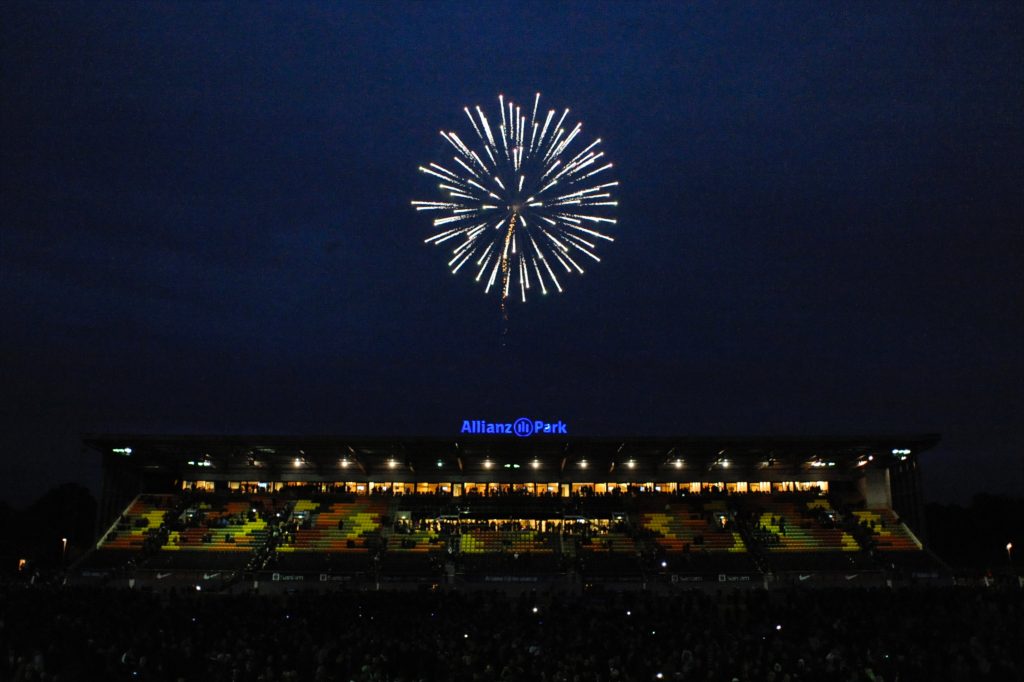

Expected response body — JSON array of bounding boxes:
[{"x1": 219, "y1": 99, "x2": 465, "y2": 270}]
[
  {"x1": 437, "y1": 460, "x2": 444, "y2": 468},
  {"x1": 721, "y1": 459, "x2": 730, "y2": 469},
  {"x1": 293, "y1": 458, "x2": 302, "y2": 468},
  {"x1": 340, "y1": 459, "x2": 349, "y2": 468},
  {"x1": 388, "y1": 459, "x2": 397, "y2": 469},
  {"x1": 579, "y1": 460, "x2": 588, "y2": 469},
  {"x1": 483, "y1": 459, "x2": 493, "y2": 469},
  {"x1": 1008, "y1": 543, "x2": 1014, "y2": 561},
  {"x1": 531, "y1": 459, "x2": 540, "y2": 469},
  {"x1": 626, "y1": 460, "x2": 636, "y2": 469},
  {"x1": 673, "y1": 459, "x2": 683, "y2": 469}
]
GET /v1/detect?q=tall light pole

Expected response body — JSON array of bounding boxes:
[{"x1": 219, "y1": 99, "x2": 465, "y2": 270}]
[{"x1": 61, "y1": 537, "x2": 68, "y2": 565}]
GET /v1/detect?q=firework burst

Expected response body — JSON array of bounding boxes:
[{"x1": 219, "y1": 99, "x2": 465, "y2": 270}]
[{"x1": 412, "y1": 93, "x2": 618, "y2": 305}]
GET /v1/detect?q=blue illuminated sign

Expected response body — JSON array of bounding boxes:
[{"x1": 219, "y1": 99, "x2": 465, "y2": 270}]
[{"x1": 461, "y1": 418, "x2": 568, "y2": 437}]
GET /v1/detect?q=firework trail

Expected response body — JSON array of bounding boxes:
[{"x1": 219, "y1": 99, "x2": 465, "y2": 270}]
[{"x1": 413, "y1": 93, "x2": 618, "y2": 310}]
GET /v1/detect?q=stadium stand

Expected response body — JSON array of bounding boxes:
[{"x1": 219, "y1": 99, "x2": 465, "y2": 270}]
[
  {"x1": 76, "y1": 434, "x2": 948, "y2": 582},
  {"x1": 76, "y1": 486, "x2": 954, "y2": 583}
]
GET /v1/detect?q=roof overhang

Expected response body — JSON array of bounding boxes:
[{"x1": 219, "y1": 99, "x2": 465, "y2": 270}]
[{"x1": 84, "y1": 433, "x2": 939, "y2": 481}]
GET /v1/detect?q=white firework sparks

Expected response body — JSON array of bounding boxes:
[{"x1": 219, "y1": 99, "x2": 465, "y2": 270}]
[{"x1": 413, "y1": 93, "x2": 618, "y2": 304}]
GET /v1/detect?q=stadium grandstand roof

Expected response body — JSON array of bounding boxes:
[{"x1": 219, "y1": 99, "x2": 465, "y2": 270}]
[{"x1": 84, "y1": 434, "x2": 939, "y2": 480}]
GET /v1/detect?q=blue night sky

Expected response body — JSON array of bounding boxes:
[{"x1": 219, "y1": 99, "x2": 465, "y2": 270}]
[{"x1": 1, "y1": 2, "x2": 1022, "y2": 504}]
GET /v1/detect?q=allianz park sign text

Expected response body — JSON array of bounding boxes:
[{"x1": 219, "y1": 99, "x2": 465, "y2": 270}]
[{"x1": 461, "y1": 418, "x2": 568, "y2": 437}]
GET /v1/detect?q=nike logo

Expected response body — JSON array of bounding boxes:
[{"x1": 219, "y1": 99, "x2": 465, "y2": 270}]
[
  {"x1": 203, "y1": 572, "x2": 220, "y2": 580},
  {"x1": 845, "y1": 574, "x2": 858, "y2": 580},
  {"x1": 798, "y1": 574, "x2": 811, "y2": 581},
  {"x1": 156, "y1": 572, "x2": 171, "y2": 579}
]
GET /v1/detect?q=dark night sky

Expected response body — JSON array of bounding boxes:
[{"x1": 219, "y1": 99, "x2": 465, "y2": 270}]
[{"x1": 2, "y1": 2, "x2": 1022, "y2": 506}]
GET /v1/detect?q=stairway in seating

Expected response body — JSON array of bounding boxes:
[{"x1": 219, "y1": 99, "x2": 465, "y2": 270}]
[{"x1": 558, "y1": 532, "x2": 576, "y2": 558}]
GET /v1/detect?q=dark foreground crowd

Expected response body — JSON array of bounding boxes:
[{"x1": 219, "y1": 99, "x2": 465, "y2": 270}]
[{"x1": 2, "y1": 585, "x2": 1021, "y2": 682}]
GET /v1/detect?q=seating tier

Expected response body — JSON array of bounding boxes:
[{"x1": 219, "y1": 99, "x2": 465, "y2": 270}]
[
  {"x1": 854, "y1": 510, "x2": 921, "y2": 550},
  {"x1": 278, "y1": 498, "x2": 388, "y2": 552}
]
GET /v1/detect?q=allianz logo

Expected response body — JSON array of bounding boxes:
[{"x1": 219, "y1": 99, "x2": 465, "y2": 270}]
[{"x1": 461, "y1": 418, "x2": 568, "y2": 437}]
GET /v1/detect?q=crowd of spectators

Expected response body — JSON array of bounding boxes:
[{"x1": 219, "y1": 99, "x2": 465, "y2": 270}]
[{"x1": 2, "y1": 584, "x2": 1020, "y2": 681}]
